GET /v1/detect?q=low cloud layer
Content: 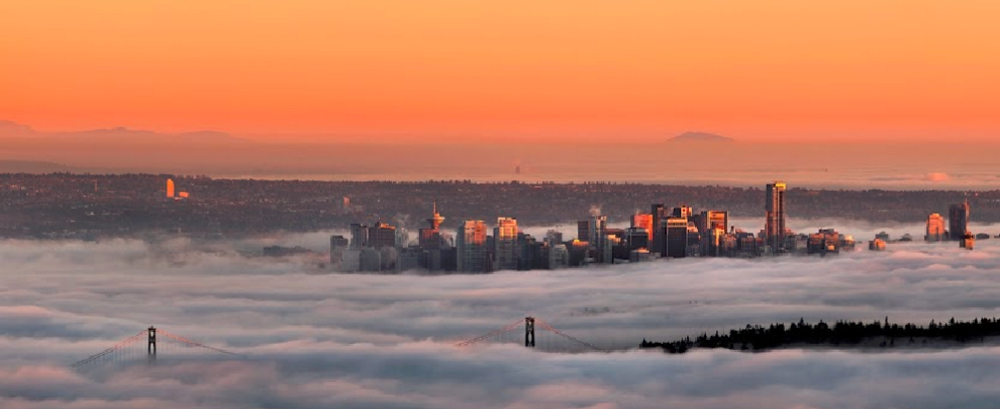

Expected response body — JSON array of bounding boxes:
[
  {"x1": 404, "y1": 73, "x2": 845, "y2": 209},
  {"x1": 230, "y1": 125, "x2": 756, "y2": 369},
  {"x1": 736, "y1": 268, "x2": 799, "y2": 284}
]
[{"x1": 3, "y1": 234, "x2": 1000, "y2": 408}]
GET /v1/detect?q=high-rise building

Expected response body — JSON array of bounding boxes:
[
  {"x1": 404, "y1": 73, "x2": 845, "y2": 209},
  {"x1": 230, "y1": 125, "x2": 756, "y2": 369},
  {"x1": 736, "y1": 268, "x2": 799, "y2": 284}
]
[
  {"x1": 926, "y1": 213, "x2": 946, "y2": 242},
  {"x1": 588, "y1": 215, "x2": 606, "y2": 244},
  {"x1": 949, "y1": 199, "x2": 970, "y2": 241},
  {"x1": 766, "y1": 181, "x2": 787, "y2": 253},
  {"x1": 631, "y1": 213, "x2": 653, "y2": 243},
  {"x1": 666, "y1": 216, "x2": 689, "y2": 258},
  {"x1": 456, "y1": 220, "x2": 489, "y2": 273},
  {"x1": 166, "y1": 178, "x2": 175, "y2": 198},
  {"x1": 368, "y1": 222, "x2": 397, "y2": 249},
  {"x1": 671, "y1": 205, "x2": 693, "y2": 218},
  {"x1": 548, "y1": 244, "x2": 569, "y2": 269},
  {"x1": 651, "y1": 204, "x2": 665, "y2": 255},
  {"x1": 699, "y1": 210, "x2": 728, "y2": 257},
  {"x1": 349, "y1": 223, "x2": 369, "y2": 249},
  {"x1": 494, "y1": 217, "x2": 519, "y2": 271},
  {"x1": 577, "y1": 220, "x2": 591, "y2": 243},
  {"x1": 625, "y1": 227, "x2": 649, "y2": 251},
  {"x1": 330, "y1": 235, "x2": 349, "y2": 265}
]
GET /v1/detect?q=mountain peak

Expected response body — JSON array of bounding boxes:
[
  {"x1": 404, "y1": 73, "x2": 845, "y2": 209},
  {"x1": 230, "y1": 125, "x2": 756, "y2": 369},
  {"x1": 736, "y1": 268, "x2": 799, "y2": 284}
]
[
  {"x1": 668, "y1": 132, "x2": 734, "y2": 143},
  {"x1": 0, "y1": 120, "x2": 36, "y2": 136}
]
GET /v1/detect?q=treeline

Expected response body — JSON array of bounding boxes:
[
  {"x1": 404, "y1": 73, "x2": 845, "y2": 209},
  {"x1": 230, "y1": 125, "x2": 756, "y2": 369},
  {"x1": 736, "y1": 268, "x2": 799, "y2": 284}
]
[{"x1": 640, "y1": 317, "x2": 1000, "y2": 354}]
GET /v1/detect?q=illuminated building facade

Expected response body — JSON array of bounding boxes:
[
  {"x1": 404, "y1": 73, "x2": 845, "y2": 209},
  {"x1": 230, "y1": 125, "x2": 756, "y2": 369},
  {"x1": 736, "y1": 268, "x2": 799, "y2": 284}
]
[
  {"x1": 493, "y1": 217, "x2": 519, "y2": 271},
  {"x1": 766, "y1": 181, "x2": 787, "y2": 252},
  {"x1": 926, "y1": 213, "x2": 946, "y2": 242},
  {"x1": 457, "y1": 220, "x2": 489, "y2": 273}
]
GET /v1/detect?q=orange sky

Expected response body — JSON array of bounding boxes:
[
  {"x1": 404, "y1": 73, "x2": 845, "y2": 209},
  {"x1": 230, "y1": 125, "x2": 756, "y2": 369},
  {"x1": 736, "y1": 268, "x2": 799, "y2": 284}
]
[{"x1": 2, "y1": 1, "x2": 999, "y2": 141}]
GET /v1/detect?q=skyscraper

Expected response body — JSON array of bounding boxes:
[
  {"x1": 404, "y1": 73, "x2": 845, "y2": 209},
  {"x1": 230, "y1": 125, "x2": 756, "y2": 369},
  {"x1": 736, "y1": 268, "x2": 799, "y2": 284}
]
[
  {"x1": 699, "y1": 210, "x2": 728, "y2": 257},
  {"x1": 765, "y1": 181, "x2": 787, "y2": 253},
  {"x1": 926, "y1": 213, "x2": 946, "y2": 242},
  {"x1": 456, "y1": 220, "x2": 489, "y2": 273},
  {"x1": 651, "y1": 204, "x2": 666, "y2": 254},
  {"x1": 349, "y1": 223, "x2": 369, "y2": 249},
  {"x1": 494, "y1": 217, "x2": 519, "y2": 271},
  {"x1": 166, "y1": 178, "x2": 175, "y2": 198},
  {"x1": 666, "y1": 216, "x2": 689, "y2": 258},
  {"x1": 631, "y1": 213, "x2": 653, "y2": 243},
  {"x1": 368, "y1": 222, "x2": 397, "y2": 249},
  {"x1": 577, "y1": 220, "x2": 591, "y2": 243},
  {"x1": 949, "y1": 199, "x2": 970, "y2": 241}
]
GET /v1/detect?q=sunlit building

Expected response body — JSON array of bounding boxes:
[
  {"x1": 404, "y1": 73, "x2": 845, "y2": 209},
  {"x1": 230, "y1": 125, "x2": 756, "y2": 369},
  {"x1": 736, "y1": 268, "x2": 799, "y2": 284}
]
[
  {"x1": 949, "y1": 199, "x2": 970, "y2": 241},
  {"x1": 166, "y1": 178, "x2": 175, "y2": 198},
  {"x1": 961, "y1": 232, "x2": 975, "y2": 250},
  {"x1": 807, "y1": 228, "x2": 840, "y2": 255},
  {"x1": 368, "y1": 222, "x2": 397, "y2": 249},
  {"x1": 493, "y1": 217, "x2": 519, "y2": 271},
  {"x1": 631, "y1": 213, "x2": 653, "y2": 241},
  {"x1": 869, "y1": 238, "x2": 886, "y2": 251},
  {"x1": 765, "y1": 181, "x2": 787, "y2": 253},
  {"x1": 926, "y1": 213, "x2": 946, "y2": 242},
  {"x1": 456, "y1": 220, "x2": 489, "y2": 273}
]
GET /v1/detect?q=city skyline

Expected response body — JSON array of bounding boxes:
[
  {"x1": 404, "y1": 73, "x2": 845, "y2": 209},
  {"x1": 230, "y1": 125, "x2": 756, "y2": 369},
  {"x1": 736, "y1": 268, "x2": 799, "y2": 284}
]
[{"x1": 4, "y1": 2, "x2": 1000, "y2": 408}]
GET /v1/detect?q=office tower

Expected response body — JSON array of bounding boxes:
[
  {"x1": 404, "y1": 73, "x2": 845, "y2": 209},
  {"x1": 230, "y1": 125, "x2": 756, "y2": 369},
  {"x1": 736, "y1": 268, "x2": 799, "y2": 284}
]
[
  {"x1": 457, "y1": 220, "x2": 489, "y2": 273},
  {"x1": 166, "y1": 178, "x2": 175, "y2": 198},
  {"x1": 699, "y1": 210, "x2": 728, "y2": 257},
  {"x1": 631, "y1": 213, "x2": 653, "y2": 242},
  {"x1": 704, "y1": 211, "x2": 728, "y2": 233},
  {"x1": 349, "y1": 223, "x2": 369, "y2": 249},
  {"x1": 577, "y1": 220, "x2": 591, "y2": 243},
  {"x1": 671, "y1": 205, "x2": 693, "y2": 218},
  {"x1": 329, "y1": 235, "x2": 349, "y2": 265},
  {"x1": 494, "y1": 217, "x2": 519, "y2": 271},
  {"x1": 545, "y1": 230, "x2": 563, "y2": 245},
  {"x1": 666, "y1": 216, "x2": 689, "y2": 258},
  {"x1": 625, "y1": 227, "x2": 649, "y2": 251},
  {"x1": 766, "y1": 181, "x2": 787, "y2": 252},
  {"x1": 548, "y1": 244, "x2": 569, "y2": 269},
  {"x1": 589, "y1": 215, "x2": 608, "y2": 262},
  {"x1": 367, "y1": 222, "x2": 397, "y2": 249},
  {"x1": 949, "y1": 199, "x2": 970, "y2": 241},
  {"x1": 926, "y1": 213, "x2": 946, "y2": 242},
  {"x1": 651, "y1": 204, "x2": 665, "y2": 254}
]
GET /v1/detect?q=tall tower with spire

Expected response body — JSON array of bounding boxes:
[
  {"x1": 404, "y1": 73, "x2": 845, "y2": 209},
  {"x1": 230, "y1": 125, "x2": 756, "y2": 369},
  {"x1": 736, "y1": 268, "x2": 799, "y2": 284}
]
[
  {"x1": 419, "y1": 201, "x2": 446, "y2": 250},
  {"x1": 428, "y1": 201, "x2": 445, "y2": 230}
]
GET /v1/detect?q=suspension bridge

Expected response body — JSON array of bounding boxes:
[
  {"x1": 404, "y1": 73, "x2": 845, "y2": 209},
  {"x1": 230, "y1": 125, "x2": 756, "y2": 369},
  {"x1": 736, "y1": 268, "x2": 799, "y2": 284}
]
[
  {"x1": 70, "y1": 326, "x2": 242, "y2": 371},
  {"x1": 72, "y1": 317, "x2": 604, "y2": 370},
  {"x1": 455, "y1": 317, "x2": 607, "y2": 353}
]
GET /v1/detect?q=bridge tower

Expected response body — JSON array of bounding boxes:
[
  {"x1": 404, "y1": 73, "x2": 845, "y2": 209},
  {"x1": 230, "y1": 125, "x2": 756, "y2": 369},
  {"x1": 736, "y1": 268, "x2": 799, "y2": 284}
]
[
  {"x1": 524, "y1": 317, "x2": 535, "y2": 347},
  {"x1": 147, "y1": 326, "x2": 157, "y2": 363}
]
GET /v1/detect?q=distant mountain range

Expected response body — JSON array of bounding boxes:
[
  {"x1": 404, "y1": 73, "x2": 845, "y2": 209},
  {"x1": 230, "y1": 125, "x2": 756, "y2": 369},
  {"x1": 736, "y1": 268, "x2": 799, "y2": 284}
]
[
  {"x1": 0, "y1": 120, "x2": 242, "y2": 143},
  {"x1": 668, "y1": 132, "x2": 735, "y2": 143}
]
